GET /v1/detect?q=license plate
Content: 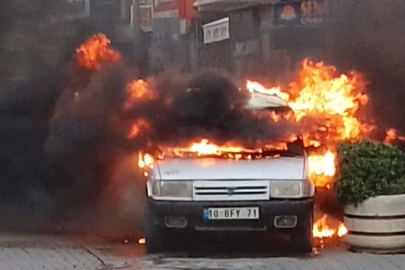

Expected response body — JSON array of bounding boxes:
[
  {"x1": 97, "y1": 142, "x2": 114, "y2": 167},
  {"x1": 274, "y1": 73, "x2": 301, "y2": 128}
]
[{"x1": 203, "y1": 207, "x2": 259, "y2": 220}]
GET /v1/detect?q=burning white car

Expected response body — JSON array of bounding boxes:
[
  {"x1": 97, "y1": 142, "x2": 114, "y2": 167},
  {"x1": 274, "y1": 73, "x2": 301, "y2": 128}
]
[{"x1": 142, "y1": 92, "x2": 314, "y2": 253}]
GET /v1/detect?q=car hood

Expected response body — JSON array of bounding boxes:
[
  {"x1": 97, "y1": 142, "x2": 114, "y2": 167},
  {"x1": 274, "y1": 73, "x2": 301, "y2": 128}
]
[{"x1": 154, "y1": 157, "x2": 306, "y2": 180}]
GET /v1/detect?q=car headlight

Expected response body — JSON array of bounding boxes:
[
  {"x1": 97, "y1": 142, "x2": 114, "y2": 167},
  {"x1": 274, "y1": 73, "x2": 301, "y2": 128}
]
[
  {"x1": 270, "y1": 180, "x2": 313, "y2": 198},
  {"x1": 151, "y1": 181, "x2": 192, "y2": 200}
]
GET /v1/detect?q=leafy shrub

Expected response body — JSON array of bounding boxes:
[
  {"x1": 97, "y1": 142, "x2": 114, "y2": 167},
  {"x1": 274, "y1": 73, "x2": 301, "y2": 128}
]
[{"x1": 334, "y1": 140, "x2": 405, "y2": 206}]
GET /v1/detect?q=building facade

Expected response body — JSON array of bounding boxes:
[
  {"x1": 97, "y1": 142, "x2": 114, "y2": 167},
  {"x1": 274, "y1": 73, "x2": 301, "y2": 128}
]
[
  {"x1": 192, "y1": 0, "x2": 382, "y2": 82},
  {"x1": 0, "y1": 0, "x2": 93, "y2": 85},
  {"x1": 193, "y1": 0, "x2": 332, "y2": 81},
  {"x1": 148, "y1": 0, "x2": 198, "y2": 75}
]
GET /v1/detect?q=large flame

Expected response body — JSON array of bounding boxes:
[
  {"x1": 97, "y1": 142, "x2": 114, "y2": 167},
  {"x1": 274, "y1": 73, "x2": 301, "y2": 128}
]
[
  {"x1": 246, "y1": 59, "x2": 372, "y2": 188},
  {"x1": 246, "y1": 60, "x2": 371, "y2": 239},
  {"x1": 76, "y1": 34, "x2": 121, "y2": 70},
  {"x1": 134, "y1": 60, "x2": 371, "y2": 191},
  {"x1": 291, "y1": 60, "x2": 371, "y2": 186},
  {"x1": 73, "y1": 35, "x2": 366, "y2": 191},
  {"x1": 75, "y1": 36, "x2": 353, "y2": 240},
  {"x1": 134, "y1": 59, "x2": 365, "y2": 240},
  {"x1": 288, "y1": 60, "x2": 370, "y2": 143}
]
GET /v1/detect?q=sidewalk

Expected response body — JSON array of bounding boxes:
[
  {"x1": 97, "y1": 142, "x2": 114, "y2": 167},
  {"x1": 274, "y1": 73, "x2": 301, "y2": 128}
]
[{"x1": 1, "y1": 233, "x2": 405, "y2": 270}]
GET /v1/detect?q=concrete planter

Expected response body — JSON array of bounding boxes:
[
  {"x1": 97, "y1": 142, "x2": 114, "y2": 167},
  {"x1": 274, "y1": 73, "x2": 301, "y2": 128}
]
[{"x1": 344, "y1": 194, "x2": 405, "y2": 253}]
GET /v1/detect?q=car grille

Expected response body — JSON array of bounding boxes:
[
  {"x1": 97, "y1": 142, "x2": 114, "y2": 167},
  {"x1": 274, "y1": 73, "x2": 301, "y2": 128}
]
[{"x1": 193, "y1": 180, "x2": 270, "y2": 201}]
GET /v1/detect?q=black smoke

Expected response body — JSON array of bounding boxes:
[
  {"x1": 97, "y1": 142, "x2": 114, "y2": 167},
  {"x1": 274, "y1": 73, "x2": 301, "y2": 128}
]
[
  {"x1": 0, "y1": 6, "x2": 293, "y2": 228},
  {"x1": 44, "y1": 65, "x2": 297, "y2": 226},
  {"x1": 326, "y1": 0, "x2": 405, "y2": 138},
  {"x1": 0, "y1": 0, "x2": 69, "y2": 229},
  {"x1": 0, "y1": 0, "x2": 132, "y2": 230},
  {"x1": 6, "y1": 0, "x2": 405, "y2": 231},
  {"x1": 0, "y1": 70, "x2": 67, "y2": 230},
  {"x1": 131, "y1": 70, "x2": 297, "y2": 148}
]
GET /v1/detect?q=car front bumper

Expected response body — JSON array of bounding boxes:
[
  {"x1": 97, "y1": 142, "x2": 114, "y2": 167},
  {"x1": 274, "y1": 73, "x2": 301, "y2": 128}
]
[{"x1": 148, "y1": 198, "x2": 313, "y2": 232}]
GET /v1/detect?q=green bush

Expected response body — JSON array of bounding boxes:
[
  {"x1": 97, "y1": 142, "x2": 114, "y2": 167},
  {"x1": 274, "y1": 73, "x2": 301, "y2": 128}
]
[{"x1": 334, "y1": 140, "x2": 405, "y2": 207}]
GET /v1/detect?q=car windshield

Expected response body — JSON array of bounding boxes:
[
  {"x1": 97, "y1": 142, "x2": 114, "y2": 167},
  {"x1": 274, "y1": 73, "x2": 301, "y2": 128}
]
[
  {"x1": 146, "y1": 92, "x2": 303, "y2": 160},
  {"x1": 151, "y1": 138, "x2": 305, "y2": 160}
]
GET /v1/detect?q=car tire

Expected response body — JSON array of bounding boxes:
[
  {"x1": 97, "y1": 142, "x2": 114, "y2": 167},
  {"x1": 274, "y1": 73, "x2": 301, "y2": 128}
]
[
  {"x1": 291, "y1": 214, "x2": 313, "y2": 254},
  {"x1": 144, "y1": 203, "x2": 164, "y2": 253}
]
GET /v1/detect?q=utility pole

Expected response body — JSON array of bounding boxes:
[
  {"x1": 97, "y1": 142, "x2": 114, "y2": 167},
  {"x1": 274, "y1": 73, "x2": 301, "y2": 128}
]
[
  {"x1": 131, "y1": 0, "x2": 141, "y2": 53},
  {"x1": 84, "y1": 0, "x2": 91, "y2": 16}
]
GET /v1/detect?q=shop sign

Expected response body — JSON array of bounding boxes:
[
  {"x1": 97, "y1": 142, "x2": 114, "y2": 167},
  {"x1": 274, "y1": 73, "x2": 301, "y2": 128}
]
[
  {"x1": 274, "y1": 1, "x2": 326, "y2": 26},
  {"x1": 140, "y1": 5, "x2": 153, "y2": 32}
]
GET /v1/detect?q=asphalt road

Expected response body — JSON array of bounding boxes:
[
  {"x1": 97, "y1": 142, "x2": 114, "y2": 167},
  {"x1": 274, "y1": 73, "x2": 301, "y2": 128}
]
[{"x1": 1, "y1": 233, "x2": 405, "y2": 270}]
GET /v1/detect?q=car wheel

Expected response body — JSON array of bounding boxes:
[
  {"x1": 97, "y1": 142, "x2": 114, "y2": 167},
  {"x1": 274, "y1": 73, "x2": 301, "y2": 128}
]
[
  {"x1": 291, "y1": 214, "x2": 313, "y2": 254},
  {"x1": 144, "y1": 204, "x2": 164, "y2": 253}
]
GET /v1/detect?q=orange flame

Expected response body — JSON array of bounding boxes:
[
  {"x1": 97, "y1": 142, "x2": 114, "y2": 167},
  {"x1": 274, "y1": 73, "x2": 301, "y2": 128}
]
[
  {"x1": 169, "y1": 139, "x2": 277, "y2": 158},
  {"x1": 289, "y1": 60, "x2": 370, "y2": 141},
  {"x1": 132, "y1": 60, "x2": 371, "y2": 190},
  {"x1": 247, "y1": 60, "x2": 372, "y2": 187},
  {"x1": 337, "y1": 223, "x2": 348, "y2": 237},
  {"x1": 308, "y1": 151, "x2": 335, "y2": 176},
  {"x1": 138, "y1": 152, "x2": 154, "y2": 169},
  {"x1": 189, "y1": 139, "x2": 219, "y2": 155},
  {"x1": 291, "y1": 61, "x2": 371, "y2": 186},
  {"x1": 384, "y1": 128, "x2": 398, "y2": 145},
  {"x1": 186, "y1": 139, "x2": 254, "y2": 155},
  {"x1": 383, "y1": 128, "x2": 405, "y2": 145},
  {"x1": 127, "y1": 79, "x2": 155, "y2": 100},
  {"x1": 125, "y1": 79, "x2": 156, "y2": 110},
  {"x1": 313, "y1": 215, "x2": 347, "y2": 239},
  {"x1": 308, "y1": 151, "x2": 336, "y2": 187},
  {"x1": 128, "y1": 119, "x2": 150, "y2": 139},
  {"x1": 313, "y1": 215, "x2": 335, "y2": 238},
  {"x1": 138, "y1": 238, "x2": 146, "y2": 245},
  {"x1": 76, "y1": 34, "x2": 121, "y2": 70}
]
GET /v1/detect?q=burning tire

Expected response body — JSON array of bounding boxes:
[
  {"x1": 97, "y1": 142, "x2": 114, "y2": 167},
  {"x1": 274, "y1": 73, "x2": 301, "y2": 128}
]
[
  {"x1": 144, "y1": 203, "x2": 165, "y2": 253},
  {"x1": 290, "y1": 213, "x2": 313, "y2": 254}
]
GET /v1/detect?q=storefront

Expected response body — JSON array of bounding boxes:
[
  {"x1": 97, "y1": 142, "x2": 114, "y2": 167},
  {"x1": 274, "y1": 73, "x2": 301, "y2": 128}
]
[
  {"x1": 261, "y1": 0, "x2": 328, "y2": 80},
  {"x1": 194, "y1": 0, "x2": 332, "y2": 80},
  {"x1": 149, "y1": 0, "x2": 198, "y2": 74}
]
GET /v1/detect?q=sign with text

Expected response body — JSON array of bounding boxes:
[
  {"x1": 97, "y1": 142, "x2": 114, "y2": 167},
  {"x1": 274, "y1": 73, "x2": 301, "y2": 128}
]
[
  {"x1": 274, "y1": 1, "x2": 326, "y2": 26},
  {"x1": 140, "y1": 5, "x2": 153, "y2": 32},
  {"x1": 203, "y1": 17, "x2": 230, "y2": 44},
  {"x1": 153, "y1": 0, "x2": 178, "y2": 18},
  {"x1": 154, "y1": 0, "x2": 177, "y2": 11},
  {"x1": 50, "y1": 0, "x2": 90, "y2": 22}
]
